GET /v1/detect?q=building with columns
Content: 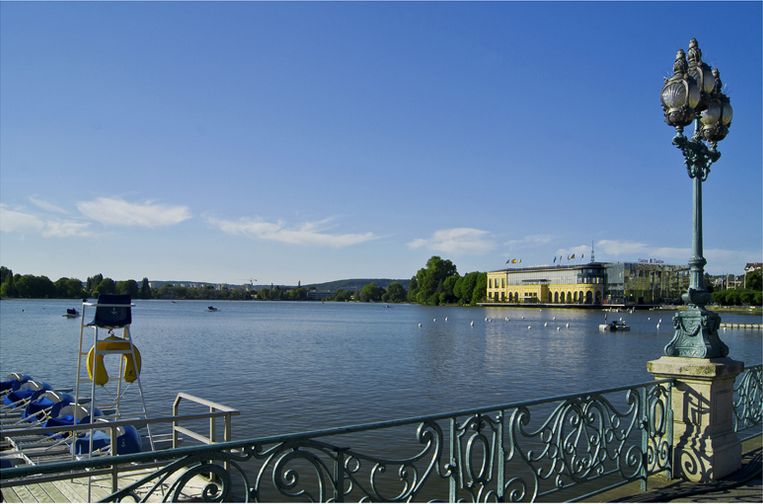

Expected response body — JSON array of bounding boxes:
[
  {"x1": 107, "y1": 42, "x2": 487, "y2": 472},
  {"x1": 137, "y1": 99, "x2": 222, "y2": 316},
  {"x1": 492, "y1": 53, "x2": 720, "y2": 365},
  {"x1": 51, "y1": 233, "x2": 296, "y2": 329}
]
[{"x1": 486, "y1": 261, "x2": 689, "y2": 306}]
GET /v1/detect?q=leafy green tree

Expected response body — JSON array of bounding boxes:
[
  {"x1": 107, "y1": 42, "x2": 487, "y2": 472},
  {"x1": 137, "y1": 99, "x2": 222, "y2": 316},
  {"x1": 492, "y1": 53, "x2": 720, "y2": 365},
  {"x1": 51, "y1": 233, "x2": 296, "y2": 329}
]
[
  {"x1": 439, "y1": 275, "x2": 459, "y2": 305},
  {"x1": 333, "y1": 289, "x2": 354, "y2": 302},
  {"x1": 358, "y1": 283, "x2": 384, "y2": 302},
  {"x1": 406, "y1": 277, "x2": 419, "y2": 303},
  {"x1": 139, "y1": 278, "x2": 152, "y2": 299},
  {"x1": 14, "y1": 274, "x2": 56, "y2": 298},
  {"x1": 454, "y1": 272, "x2": 481, "y2": 305},
  {"x1": 382, "y1": 282, "x2": 407, "y2": 303},
  {"x1": 746, "y1": 269, "x2": 762, "y2": 291},
  {"x1": 0, "y1": 267, "x2": 17, "y2": 298},
  {"x1": 86, "y1": 274, "x2": 103, "y2": 297},
  {"x1": 410, "y1": 256, "x2": 458, "y2": 305},
  {"x1": 55, "y1": 277, "x2": 85, "y2": 298},
  {"x1": 116, "y1": 279, "x2": 139, "y2": 297},
  {"x1": 0, "y1": 266, "x2": 12, "y2": 285},
  {"x1": 286, "y1": 287, "x2": 308, "y2": 300},
  {"x1": 471, "y1": 273, "x2": 487, "y2": 305},
  {"x1": 94, "y1": 278, "x2": 116, "y2": 296}
]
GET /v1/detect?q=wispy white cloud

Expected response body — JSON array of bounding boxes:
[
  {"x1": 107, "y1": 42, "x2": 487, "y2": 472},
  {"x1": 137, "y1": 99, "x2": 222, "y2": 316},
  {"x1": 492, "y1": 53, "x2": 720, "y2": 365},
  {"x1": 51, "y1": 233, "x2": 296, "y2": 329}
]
[
  {"x1": 555, "y1": 244, "x2": 591, "y2": 259},
  {"x1": 505, "y1": 234, "x2": 554, "y2": 248},
  {"x1": 0, "y1": 204, "x2": 93, "y2": 238},
  {"x1": 207, "y1": 216, "x2": 377, "y2": 247},
  {"x1": 408, "y1": 228, "x2": 494, "y2": 255},
  {"x1": 28, "y1": 196, "x2": 68, "y2": 215},
  {"x1": 76, "y1": 197, "x2": 191, "y2": 228},
  {"x1": 596, "y1": 239, "x2": 649, "y2": 256},
  {"x1": 594, "y1": 239, "x2": 759, "y2": 273}
]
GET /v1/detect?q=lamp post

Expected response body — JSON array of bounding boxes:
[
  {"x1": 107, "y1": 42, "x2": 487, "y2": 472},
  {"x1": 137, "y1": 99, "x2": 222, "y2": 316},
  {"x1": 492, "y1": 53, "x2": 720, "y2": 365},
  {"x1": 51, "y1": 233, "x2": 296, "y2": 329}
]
[{"x1": 660, "y1": 38, "x2": 733, "y2": 358}]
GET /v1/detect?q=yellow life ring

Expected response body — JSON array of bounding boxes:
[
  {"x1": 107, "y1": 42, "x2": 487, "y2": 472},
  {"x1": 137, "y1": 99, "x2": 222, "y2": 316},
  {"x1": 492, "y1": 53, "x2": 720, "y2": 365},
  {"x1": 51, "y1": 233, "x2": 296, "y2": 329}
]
[{"x1": 86, "y1": 335, "x2": 142, "y2": 386}]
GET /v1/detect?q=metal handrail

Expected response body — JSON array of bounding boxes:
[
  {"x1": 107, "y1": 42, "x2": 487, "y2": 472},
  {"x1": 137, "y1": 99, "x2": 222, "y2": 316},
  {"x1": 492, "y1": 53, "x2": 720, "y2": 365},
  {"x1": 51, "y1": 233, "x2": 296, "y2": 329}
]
[{"x1": 1, "y1": 378, "x2": 674, "y2": 503}]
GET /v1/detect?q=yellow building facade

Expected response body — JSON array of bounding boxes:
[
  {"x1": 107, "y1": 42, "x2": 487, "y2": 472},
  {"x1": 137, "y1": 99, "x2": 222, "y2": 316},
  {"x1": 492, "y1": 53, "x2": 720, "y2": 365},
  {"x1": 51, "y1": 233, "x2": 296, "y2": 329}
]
[{"x1": 486, "y1": 264, "x2": 606, "y2": 305}]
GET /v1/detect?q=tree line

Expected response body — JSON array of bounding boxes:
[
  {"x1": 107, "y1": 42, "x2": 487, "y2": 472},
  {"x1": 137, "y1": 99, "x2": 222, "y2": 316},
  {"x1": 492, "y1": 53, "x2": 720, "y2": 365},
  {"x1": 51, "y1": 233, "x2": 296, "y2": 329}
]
[
  {"x1": 711, "y1": 269, "x2": 762, "y2": 307},
  {"x1": 0, "y1": 257, "x2": 487, "y2": 306}
]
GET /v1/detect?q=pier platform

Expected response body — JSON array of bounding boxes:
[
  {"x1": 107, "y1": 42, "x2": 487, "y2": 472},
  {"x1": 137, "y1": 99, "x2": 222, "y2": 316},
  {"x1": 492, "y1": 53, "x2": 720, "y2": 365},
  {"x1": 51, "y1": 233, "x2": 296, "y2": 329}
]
[
  {"x1": 587, "y1": 436, "x2": 762, "y2": 503},
  {"x1": 4, "y1": 437, "x2": 760, "y2": 502}
]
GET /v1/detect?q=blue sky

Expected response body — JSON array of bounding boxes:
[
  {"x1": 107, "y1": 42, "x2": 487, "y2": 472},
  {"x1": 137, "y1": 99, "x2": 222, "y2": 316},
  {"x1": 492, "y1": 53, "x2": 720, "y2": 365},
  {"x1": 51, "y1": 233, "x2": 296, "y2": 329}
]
[{"x1": 1, "y1": 1, "x2": 761, "y2": 285}]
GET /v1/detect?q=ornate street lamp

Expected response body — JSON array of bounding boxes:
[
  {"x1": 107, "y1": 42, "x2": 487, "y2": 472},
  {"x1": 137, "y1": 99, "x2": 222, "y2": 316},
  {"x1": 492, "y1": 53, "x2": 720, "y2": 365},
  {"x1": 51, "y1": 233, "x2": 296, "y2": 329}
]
[{"x1": 660, "y1": 38, "x2": 733, "y2": 358}]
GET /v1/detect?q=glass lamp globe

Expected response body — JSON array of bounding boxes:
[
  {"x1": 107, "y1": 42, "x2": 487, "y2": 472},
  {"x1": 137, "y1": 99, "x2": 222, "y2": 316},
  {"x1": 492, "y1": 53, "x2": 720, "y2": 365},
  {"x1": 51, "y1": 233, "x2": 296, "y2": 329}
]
[
  {"x1": 700, "y1": 97, "x2": 732, "y2": 142},
  {"x1": 661, "y1": 78, "x2": 700, "y2": 127}
]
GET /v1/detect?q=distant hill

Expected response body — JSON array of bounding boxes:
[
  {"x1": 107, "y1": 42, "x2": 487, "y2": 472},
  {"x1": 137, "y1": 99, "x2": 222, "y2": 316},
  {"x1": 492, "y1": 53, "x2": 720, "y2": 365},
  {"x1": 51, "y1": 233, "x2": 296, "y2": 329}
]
[
  {"x1": 150, "y1": 278, "x2": 410, "y2": 293},
  {"x1": 304, "y1": 278, "x2": 410, "y2": 292}
]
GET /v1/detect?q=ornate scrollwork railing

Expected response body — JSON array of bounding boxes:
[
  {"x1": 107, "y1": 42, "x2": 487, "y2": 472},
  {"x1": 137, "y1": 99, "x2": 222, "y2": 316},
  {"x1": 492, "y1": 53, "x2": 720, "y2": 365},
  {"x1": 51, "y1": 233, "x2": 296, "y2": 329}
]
[
  {"x1": 733, "y1": 364, "x2": 762, "y2": 439},
  {"x1": 0, "y1": 380, "x2": 672, "y2": 502}
]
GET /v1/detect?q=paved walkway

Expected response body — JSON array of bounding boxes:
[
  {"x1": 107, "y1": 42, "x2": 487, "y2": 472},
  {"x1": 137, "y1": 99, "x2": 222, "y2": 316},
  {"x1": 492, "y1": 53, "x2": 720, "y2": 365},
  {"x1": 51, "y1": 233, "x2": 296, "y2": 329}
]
[{"x1": 590, "y1": 437, "x2": 763, "y2": 503}]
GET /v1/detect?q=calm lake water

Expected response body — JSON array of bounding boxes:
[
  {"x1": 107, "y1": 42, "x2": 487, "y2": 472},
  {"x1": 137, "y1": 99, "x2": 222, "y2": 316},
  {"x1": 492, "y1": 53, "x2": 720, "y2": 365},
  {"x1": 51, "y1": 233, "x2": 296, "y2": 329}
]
[{"x1": 1, "y1": 299, "x2": 761, "y2": 440}]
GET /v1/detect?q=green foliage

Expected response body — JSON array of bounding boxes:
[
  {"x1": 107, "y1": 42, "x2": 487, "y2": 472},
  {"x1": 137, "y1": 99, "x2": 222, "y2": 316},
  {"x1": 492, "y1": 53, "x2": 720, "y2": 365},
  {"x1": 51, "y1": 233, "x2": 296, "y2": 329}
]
[
  {"x1": 332, "y1": 289, "x2": 354, "y2": 302},
  {"x1": 86, "y1": 274, "x2": 103, "y2": 295},
  {"x1": 139, "y1": 278, "x2": 152, "y2": 299},
  {"x1": 0, "y1": 267, "x2": 18, "y2": 298},
  {"x1": 1, "y1": 258, "x2": 480, "y2": 306},
  {"x1": 746, "y1": 270, "x2": 762, "y2": 291},
  {"x1": 54, "y1": 277, "x2": 85, "y2": 299},
  {"x1": 382, "y1": 282, "x2": 407, "y2": 303},
  {"x1": 95, "y1": 278, "x2": 117, "y2": 296},
  {"x1": 358, "y1": 283, "x2": 384, "y2": 302},
  {"x1": 405, "y1": 256, "x2": 484, "y2": 306},
  {"x1": 471, "y1": 273, "x2": 487, "y2": 305},
  {"x1": 407, "y1": 256, "x2": 458, "y2": 306},
  {"x1": 116, "y1": 279, "x2": 139, "y2": 297},
  {"x1": 713, "y1": 286, "x2": 762, "y2": 307},
  {"x1": 13, "y1": 274, "x2": 56, "y2": 298}
]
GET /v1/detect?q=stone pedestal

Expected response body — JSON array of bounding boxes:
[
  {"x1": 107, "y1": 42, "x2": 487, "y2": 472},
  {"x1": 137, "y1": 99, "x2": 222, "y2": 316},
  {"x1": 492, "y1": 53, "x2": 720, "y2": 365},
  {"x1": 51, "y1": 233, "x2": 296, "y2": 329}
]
[{"x1": 647, "y1": 356, "x2": 744, "y2": 482}]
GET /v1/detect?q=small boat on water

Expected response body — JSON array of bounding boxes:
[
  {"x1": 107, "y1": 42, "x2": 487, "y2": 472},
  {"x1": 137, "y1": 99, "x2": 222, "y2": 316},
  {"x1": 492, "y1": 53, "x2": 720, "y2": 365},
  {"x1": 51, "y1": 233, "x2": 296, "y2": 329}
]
[
  {"x1": 63, "y1": 308, "x2": 79, "y2": 318},
  {"x1": 207, "y1": 306, "x2": 219, "y2": 312},
  {"x1": 599, "y1": 321, "x2": 631, "y2": 332}
]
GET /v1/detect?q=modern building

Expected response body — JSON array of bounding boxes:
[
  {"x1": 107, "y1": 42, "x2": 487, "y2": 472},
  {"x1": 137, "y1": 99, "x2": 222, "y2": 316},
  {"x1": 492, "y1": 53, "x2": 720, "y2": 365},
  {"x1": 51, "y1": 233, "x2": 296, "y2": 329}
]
[{"x1": 486, "y1": 261, "x2": 688, "y2": 306}]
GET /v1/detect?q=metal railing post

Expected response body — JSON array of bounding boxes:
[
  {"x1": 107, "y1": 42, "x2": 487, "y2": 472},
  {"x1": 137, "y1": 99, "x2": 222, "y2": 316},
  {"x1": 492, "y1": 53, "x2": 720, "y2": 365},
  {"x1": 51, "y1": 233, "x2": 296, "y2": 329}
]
[
  {"x1": 639, "y1": 386, "x2": 648, "y2": 492},
  {"x1": 334, "y1": 448, "x2": 346, "y2": 502},
  {"x1": 110, "y1": 424, "x2": 118, "y2": 492},
  {"x1": 496, "y1": 410, "x2": 505, "y2": 502},
  {"x1": 449, "y1": 417, "x2": 457, "y2": 502}
]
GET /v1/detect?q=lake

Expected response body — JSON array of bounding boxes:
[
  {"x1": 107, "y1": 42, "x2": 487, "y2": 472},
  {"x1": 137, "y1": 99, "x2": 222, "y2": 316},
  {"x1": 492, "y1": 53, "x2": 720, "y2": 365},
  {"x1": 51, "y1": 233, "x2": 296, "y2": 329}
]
[{"x1": 1, "y1": 299, "x2": 760, "y2": 440}]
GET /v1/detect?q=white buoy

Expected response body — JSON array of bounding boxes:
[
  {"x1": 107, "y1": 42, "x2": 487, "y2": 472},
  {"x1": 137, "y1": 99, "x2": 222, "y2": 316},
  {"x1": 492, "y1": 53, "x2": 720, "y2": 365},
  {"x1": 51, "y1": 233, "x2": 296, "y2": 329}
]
[
  {"x1": 470, "y1": 321, "x2": 475, "y2": 327},
  {"x1": 648, "y1": 317, "x2": 651, "y2": 321},
  {"x1": 521, "y1": 315, "x2": 525, "y2": 320},
  {"x1": 544, "y1": 322, "x2": 548, "y2": 327},
  {"x1": 656, "y1": 323, "x2": 661, "y2": 330},
  {"x1": 444, "y1": 316, "x2": 448, "y2": 322},
  {"x1": 552, "y1": 316, "x2": 557, "y2": 321},
  {"x1": 418, "y1": 323, "x2": 422, "y2": 328},
  {"x1": 433, "y1": 318, "x2": 436, "y2": 323},
  {"x1": 565, "y1": 323, "x2": 570, "y2": 328},
  {"x1": 527, "y1": 325, "x2": 532, "y2": 330},
  {"x1": 658, "y1": 318, "x2": 662, "y2": 324},
  {"x1": 485, "y1": 317, "x2": 488, "y2": 322},
  {"x1": 556, "y1": 326, "x2": 561, "y2": 331}
]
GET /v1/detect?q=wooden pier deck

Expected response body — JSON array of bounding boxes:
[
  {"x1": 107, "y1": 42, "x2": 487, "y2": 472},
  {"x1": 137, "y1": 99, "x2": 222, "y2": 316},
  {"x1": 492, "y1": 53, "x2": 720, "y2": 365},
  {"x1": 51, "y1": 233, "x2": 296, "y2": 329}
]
[{"x1": 2, "y1": 477, "x2": 109, "y2": 502}]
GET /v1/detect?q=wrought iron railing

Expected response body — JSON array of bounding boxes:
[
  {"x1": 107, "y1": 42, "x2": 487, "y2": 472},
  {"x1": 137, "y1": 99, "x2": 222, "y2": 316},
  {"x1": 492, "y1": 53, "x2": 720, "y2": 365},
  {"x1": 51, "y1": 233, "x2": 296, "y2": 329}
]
[
  {"x1": 1, "y1": 380, "x2": 672, "y2": 502},
  {"x1": 733, "y1": 363, "x2": 762, "y2": 440}
]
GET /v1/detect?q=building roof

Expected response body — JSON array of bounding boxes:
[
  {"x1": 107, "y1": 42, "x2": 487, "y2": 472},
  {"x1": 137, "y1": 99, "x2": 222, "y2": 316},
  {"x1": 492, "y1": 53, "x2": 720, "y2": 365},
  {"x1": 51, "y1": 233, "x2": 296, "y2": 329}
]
[{"x1": 490, "y1": 262, "x2": 607, "y2": 274}]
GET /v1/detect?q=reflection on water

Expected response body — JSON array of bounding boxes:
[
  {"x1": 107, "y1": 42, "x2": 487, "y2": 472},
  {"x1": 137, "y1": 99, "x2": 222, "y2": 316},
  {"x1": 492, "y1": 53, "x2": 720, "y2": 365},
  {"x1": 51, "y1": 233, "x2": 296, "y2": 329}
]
[{"x1": 1, "y1": 299, "x2": 760, "y2": 440}]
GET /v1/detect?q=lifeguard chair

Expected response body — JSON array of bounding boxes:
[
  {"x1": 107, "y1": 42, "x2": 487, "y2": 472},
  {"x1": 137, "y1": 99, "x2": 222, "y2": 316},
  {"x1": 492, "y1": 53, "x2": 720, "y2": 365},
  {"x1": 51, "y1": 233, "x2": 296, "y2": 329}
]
[{"x1": 74, "y1": 294, "x2": 155, "y2": 452}]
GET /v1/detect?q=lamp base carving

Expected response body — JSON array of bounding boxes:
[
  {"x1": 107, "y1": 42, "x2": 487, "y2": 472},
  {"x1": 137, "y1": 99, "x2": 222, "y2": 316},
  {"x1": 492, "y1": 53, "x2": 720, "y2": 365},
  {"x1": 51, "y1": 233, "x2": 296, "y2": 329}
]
[{"x1": 664, "y1": 305, "x2": 728, "y2": 358}]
